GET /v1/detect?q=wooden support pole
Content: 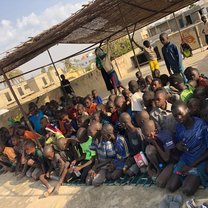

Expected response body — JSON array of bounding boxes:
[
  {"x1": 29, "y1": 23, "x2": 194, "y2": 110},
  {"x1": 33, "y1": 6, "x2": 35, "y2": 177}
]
[
  {"x1": 47, "y1": 49, "x2": 62, "y2": 82},
  {"x1": 173, "y1": 12, "x2": 183, "y2": 40},
  {"x1": 0, "y1": 68, "x2": 43, "y2": 151},
  {"x1": 1, "y1": 69, "x2": 33, "y2": 131}
]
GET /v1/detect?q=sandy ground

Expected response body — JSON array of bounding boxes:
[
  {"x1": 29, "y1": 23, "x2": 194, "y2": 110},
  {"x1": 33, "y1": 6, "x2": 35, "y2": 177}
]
[
  {"x1": 1, "y1": 49, "x2": 208, "y2": 208},
  {"x1": 0, "y1": 173, "x2": 208, "y2": 208}
]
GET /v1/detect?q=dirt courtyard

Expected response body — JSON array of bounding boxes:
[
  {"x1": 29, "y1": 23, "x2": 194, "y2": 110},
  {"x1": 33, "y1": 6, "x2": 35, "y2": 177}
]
[
  {"x1": 0, "y1": 172, "x2": 208, "y2": 208},
  {"x1": 1, "y1": 50, "x2": 208, "y2": 208}
]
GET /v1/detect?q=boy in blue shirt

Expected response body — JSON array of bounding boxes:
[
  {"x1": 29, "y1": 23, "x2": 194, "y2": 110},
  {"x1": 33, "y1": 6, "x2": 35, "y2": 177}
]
[
  {"x1": 166, "y1": 101, "x2": 208, "y2": 196},
  {"x1": 92, "y1": 89, "x2": 103, "y2": 105},
  {"x1": 160, "y1": 33, "x2": 184, "y2": 77}
]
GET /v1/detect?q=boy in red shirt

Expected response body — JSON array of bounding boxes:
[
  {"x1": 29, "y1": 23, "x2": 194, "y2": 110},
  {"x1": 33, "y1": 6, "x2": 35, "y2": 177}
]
[{"x1": 184, "y1": 67, "x2": 208, "y2": 88}]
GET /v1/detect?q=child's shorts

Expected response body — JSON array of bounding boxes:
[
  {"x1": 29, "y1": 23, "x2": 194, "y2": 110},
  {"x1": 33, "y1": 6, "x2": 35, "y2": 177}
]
[
  {"x1": 149, "y1": 60, "x2": 159, "y2": 71},
  {"x1": 108, "y1": 70, "x2": 121, "y2": 88},
  {"x1": 173, "y1": 160, "x2": 208, "y2": 187},
  {"x1": 26, "y1": 167, "x2": 42, "y2": 179}
]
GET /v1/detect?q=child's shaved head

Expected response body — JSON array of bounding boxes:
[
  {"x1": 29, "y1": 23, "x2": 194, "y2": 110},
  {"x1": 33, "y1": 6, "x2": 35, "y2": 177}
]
[
  {"x1": 101, "y1": 124, "x2": 115, "y2": 141},
  {"x1": 77, "y1": 127, "x2": 87, "y2": 142},
  {"x1": 57, "y1": 137, "x2": 67, "y2": 151},
  {"x1": 119, "y1": 112, "x2": 131, "y2": 123},
  {"x1": 135, "y1": 110, "x2": 150, "y2": 127},
  {"x1": 141, "y1": 119, "x2": 156, "y2": 139}
]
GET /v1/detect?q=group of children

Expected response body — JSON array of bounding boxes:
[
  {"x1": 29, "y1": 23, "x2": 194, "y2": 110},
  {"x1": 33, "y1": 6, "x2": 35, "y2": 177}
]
[
  {"x1": 0, "y1": 65, "x2": 208, "y2": 198},
  {"x1": 1, "y1": 30, "x2": 208, "y2": 198}
]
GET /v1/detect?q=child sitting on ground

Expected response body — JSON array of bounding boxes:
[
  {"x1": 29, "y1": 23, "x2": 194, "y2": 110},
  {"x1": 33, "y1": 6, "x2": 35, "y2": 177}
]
[
  {"x1": 194, "y1": 86, "x2": 208, "y2": 101},
  {"x1": 201, "y1": 100, "x2": 208, "y2": 124},
  {"x1": 150, "y1": 89, "x2": 176, "y2": 134},
  {"x1": 142, "y1": 91, "x2": 155, "y2": 113},
  {"x1": 84, "y1": 96, "x2": 97, "y2": 115},
  {"x1": 145, "y1": 75, "x2": 153, "y2": 89},
  {"x1": 141, "y1": 120, "x2": 177, "y2": 180},
  {"x1": 86, "y1": 123, "x2": 116, "y2": 186},
  {"x1": 169, "y1": 73, "x2": 194, "y2": 103},
  {"x1": 11, "y1": 136, "x2": 24, "y2": 174},
  {"x1": 151, "y1": 78, "x2": 162, "y2": 92},
  {"x1": 119, "y1": 112, "x2": 144, "y2": 176},
  {"x1": 135, "y1": 71, "x2": 146, "y2": 92},
  {"x1": 23, "y1": 140, "x2": 47, "y2": 180},
  {"x1": 184, "y1": 67, "x2": 208, "y2": 88},
  {"x1": 187, "y1": 98, "x2": 201, "y2": 117},
  {"x1": 39, "y1": 145, "x2": 69, "y2": 197},
  {"x1": 128, "y1": 80, "x2": 144, "y2": 113},
  {"x1": 68, "y1": 127, "x2": 96, "y2": 182},
  {"x1": 105, "y1": 124, "x2": 130, "y2": 181},
  {"x1": 92, "y1": 89, "x2": 103, "y2": 105},
  {"x1": 165, "y1": 101, "x2": 208, "y2": 196},
  {"x1": 0, "y1": 142, "x2": 16, "y2": 172},
  {"x1": 106, "y1": 101, "x2": 119, "y2": 125}
]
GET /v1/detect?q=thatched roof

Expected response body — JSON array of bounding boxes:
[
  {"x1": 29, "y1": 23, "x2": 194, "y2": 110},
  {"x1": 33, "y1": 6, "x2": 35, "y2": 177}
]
[{"x1": 0, "y1": 0, "x2": 197, "y2": 74}]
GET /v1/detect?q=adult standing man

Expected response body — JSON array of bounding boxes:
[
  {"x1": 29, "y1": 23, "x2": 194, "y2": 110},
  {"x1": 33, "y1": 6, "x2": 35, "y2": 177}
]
[
  {"x1": 60, "y1": 74, "x2": 75, "y2": 97},
  {"x1": 201, "y1": 16, "x2": 208, "y2": 50}
]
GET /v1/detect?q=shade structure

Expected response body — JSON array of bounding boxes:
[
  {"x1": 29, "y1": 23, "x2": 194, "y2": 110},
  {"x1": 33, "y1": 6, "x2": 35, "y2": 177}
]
[{"x1": 0, "y1": 0, "x2": 198, "y2": 74}]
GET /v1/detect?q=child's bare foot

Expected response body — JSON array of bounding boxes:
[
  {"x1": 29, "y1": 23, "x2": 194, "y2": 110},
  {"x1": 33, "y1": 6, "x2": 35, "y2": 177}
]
[{"x1": 43, "y1": 187, "x2": 54, "y2": 198}]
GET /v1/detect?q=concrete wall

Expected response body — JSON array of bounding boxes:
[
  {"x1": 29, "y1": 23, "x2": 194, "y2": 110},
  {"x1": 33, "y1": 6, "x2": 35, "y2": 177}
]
[{"x1": 0, "y1": 69, "x2": 107, "y2": 127}]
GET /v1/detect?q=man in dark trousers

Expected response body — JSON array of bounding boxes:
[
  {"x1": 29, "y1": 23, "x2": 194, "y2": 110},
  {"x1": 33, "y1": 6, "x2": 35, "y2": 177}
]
[{"x1": 60, "y1": 74, "x2": 75, "y2": 97}]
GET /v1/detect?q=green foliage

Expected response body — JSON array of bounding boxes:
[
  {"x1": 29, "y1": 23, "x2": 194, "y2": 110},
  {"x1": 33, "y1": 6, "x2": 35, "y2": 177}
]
[
  {"x1": 41, "y1": 67, "x2": 47, "y2": 73},
  {"x1": 102, "y1": 37, "x2": 132, "y2": 59},
  {"x1": 0, "y1": 68, "x2": 24, "y2": 87}
]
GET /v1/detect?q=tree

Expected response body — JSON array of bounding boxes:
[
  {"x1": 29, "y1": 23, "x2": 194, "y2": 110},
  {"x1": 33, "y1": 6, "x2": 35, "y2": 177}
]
[
  {"x1": 62, "y1": 58, "x2": 79, "y2": 72},
  {"x1": 41, "y1": 67, "x2": 47, "y2": 73},
  {"x1": 48, "y1": 66, "x2": 54, "y2": 72},
  {"x1": 0, "y1": 68, "x2": 24, "y2": 87},
  {"x1": 102, "y1": 37, "x2": 132, "y2": 59}
]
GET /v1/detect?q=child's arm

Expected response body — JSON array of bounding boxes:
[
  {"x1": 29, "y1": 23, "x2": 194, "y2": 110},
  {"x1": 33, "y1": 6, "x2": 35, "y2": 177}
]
[
  {"x1": 74, "y1": 159, "x2": 93, "y2": 172},
  {"x1": 151, "y1": 140, "x2": 170, "y2": 162},
  {"x1": 162, "y1": 49, "x2": 172, "y2": 75},
  {"x1": 132, "y1": 39, "x2": 143, "y2": 50},
  {"x1": 58, "y1": 157, "x2": 66, "y2": 176}
]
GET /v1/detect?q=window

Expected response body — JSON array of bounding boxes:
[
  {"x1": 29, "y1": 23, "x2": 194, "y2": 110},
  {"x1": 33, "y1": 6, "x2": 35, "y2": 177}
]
[
  {"x1": 17, "y1": 87, "x2": 24, "y2": 96},
  {"x1": 42, "y1": 77, "x2": 48, "y2": 85},
  {"x1": 24, "y1": 85, "x2": 29, "y2": 90},
  {"x1": 178, "y1": 18, "x2": 185, "y2": 28},
  {"x1": 185, "y1": 15, "x2": 193, "y2": 25},
  {"x1": 5, "y1": 92, "x2": 12, "y2": 102}
]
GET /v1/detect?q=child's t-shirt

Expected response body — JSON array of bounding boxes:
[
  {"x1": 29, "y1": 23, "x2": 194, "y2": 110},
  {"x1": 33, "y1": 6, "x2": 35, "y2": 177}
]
[
  {"x1": 3, "y1": 147, "x2": 16, "y2": 163},
  {"x1": 198, "y1": 77, "x2": 208, "y2": 88},
  {"x1": 175, "y1": 117, "x2": 208, "y2": 165},
  {"x1": 80, "y1": 136, "x2": 96, "y2": 161},
  {"x1": 28, "y1": 111, "x2": 44, "y2": 134},
  {"x1": 114, "y1": 135, "x2": 130, "y2": 169},
  {"x1": 93, "y1": 96, "x2": 103, "y2": 105},
  {"x1": 86, "y1": 103, "x2": 97, "y2": 115},
  {"x1": 45, "y1": 132, "x2": 64, "y2": 146},
  {"x1": 24, "y1": 130, "x2": 40, "y2": 140},
  {"x1": 180, "y1": 84, "x2": 194, "y2": 103}
]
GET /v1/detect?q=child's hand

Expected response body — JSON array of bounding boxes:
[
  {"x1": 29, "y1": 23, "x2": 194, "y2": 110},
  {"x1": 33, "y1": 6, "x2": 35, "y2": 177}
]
[
  {"x1": 181, "y1": 165, "x2": 191, "y2": 174},
  {"x1": 27, "y1": 159, "x2": 35, "y2": 166},
  {"x1": 74, "y1": 166, "x2": 81, "y2": 172},
  {"x1": 70, "y1": 160, "x2": 76, "y2": 167},
  {"x1": 46, "y1": 172, "x2": 50, "y2": 178},
  {"x1": 176, "y1": 141, "x2": 187, "y2": 152},
  {"x1": 88, "y1": 169, "x2": 96, "y2": 178}
]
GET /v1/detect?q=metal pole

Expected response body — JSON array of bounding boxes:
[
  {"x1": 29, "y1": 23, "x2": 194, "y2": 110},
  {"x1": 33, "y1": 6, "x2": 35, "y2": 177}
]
[
  {"x1": 173, "y1": 12, "x2": 183, "y2": 39},
  {"x1": 117, "y1": 3, "x2": 141, "y2": 71},
  {"x1": 0, "y1": 69, "x2": 34, "y2": 132}
]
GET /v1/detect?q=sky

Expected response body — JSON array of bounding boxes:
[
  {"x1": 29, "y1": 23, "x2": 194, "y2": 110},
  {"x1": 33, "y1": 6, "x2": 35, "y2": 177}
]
[{"x1": 0, "y1": 0, "x2": 92, "y2": 78}]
